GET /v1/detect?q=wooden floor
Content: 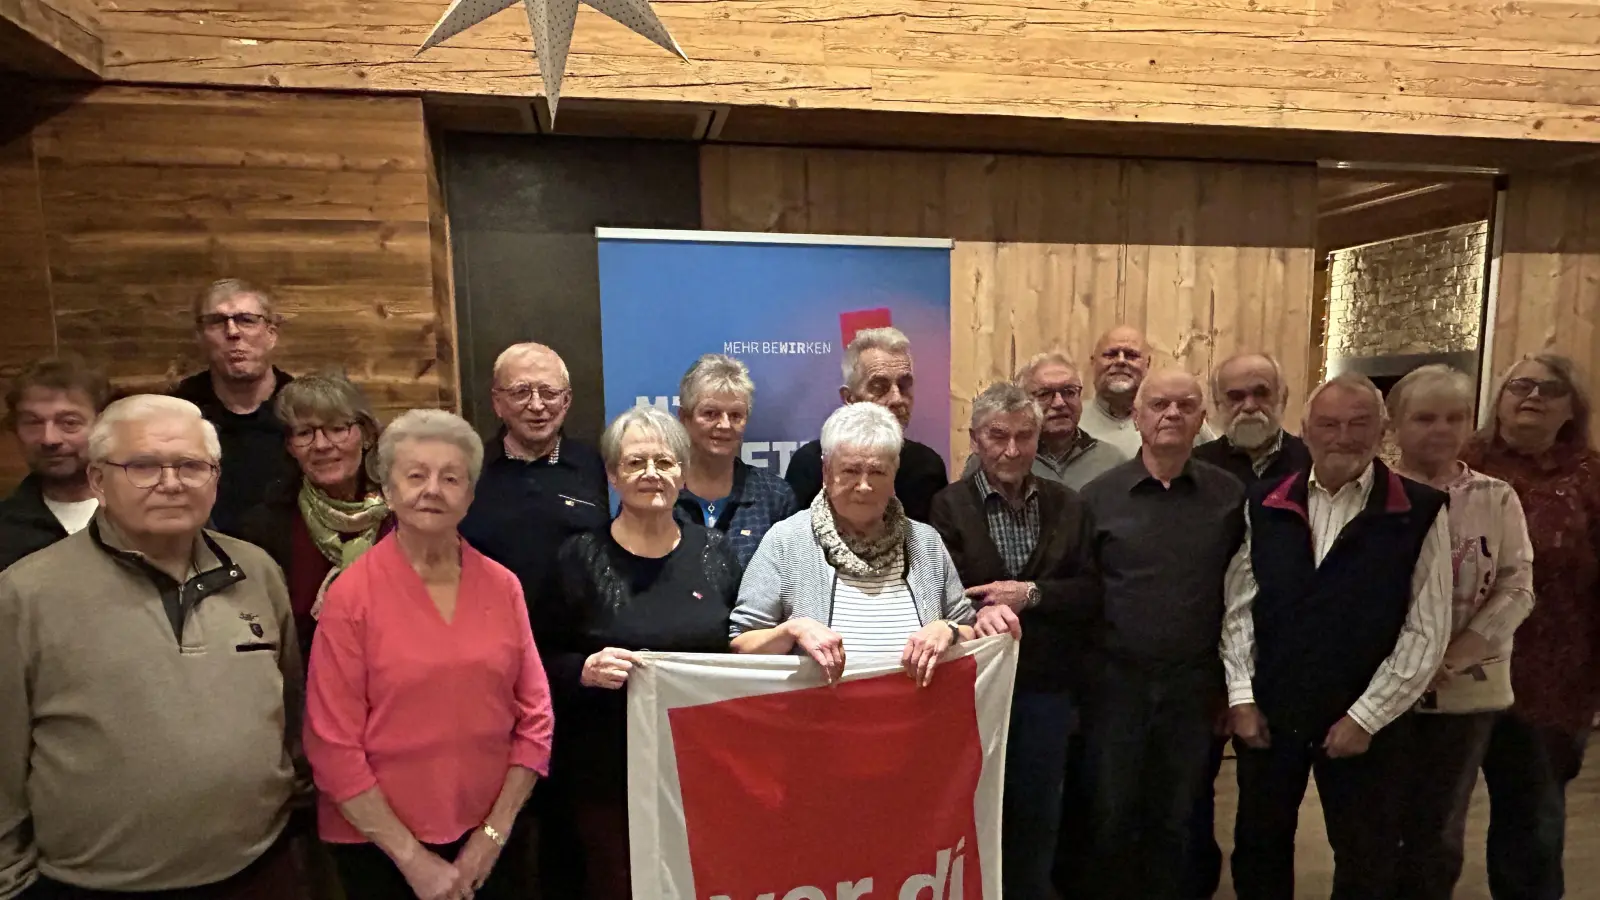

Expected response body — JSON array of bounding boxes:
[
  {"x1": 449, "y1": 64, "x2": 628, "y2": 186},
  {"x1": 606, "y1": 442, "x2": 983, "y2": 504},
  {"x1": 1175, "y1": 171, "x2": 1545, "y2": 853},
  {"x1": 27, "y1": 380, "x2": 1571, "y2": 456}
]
[{"x1": 1211, "y1": 739, "x2": 1600, "y2": 899}]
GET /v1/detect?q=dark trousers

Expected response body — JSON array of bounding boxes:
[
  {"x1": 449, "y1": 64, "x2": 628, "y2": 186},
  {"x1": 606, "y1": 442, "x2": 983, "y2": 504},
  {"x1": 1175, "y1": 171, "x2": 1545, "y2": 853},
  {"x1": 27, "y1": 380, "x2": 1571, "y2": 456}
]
[
  {"x1": 1482, "y1": 712, "x2": 1588, "y2": 900},
  {"x1": 1054, "y1": 728, "x2": 1093, "y2": 899},
  {"x1": 1231, "y1": 715, "x2": 1411, "y2": 900},
  {"x1": 26, "y1": 833, "x2": 307, "y2": 900},
  {"x1": 1394, "y1": 712, "x2": 1496, "y2": 900},
  {"x1": 1003, "y1": 690, "x2": 1077, "y2": 900},
  {"x1": 328, "y1": 836, "x2": 515, "y2": 900},
  {"x1": 1182, "y1": 736, "x2": 1227, "y2": 899},
  {"x1": 574, "y1": 800, "x2": 631, "y2": 900},
  {"x1": 1083, "y1": 661, "x2": 1220, "y2": 900}
]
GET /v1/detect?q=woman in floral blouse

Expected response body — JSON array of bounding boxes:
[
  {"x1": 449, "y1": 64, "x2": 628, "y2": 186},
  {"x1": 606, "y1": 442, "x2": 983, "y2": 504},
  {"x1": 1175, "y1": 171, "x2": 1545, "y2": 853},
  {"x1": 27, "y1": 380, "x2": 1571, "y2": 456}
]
[{"x1": 1463, "y1": 353, "x2": 1600, "y2": 900}]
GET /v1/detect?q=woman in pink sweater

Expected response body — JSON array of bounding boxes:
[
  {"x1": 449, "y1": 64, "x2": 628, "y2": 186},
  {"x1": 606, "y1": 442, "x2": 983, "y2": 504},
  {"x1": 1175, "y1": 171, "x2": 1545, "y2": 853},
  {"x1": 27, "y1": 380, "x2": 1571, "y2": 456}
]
[{"x1": 305, "y1": 409, "x2": 554, "y2": 900}]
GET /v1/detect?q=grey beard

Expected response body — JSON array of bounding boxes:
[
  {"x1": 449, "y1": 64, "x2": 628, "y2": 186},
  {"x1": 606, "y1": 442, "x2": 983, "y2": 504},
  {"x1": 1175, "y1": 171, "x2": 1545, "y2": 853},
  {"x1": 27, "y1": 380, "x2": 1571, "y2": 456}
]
[{"x1": 1227, "y1": 416, "x2": 1278, "y2": 450}]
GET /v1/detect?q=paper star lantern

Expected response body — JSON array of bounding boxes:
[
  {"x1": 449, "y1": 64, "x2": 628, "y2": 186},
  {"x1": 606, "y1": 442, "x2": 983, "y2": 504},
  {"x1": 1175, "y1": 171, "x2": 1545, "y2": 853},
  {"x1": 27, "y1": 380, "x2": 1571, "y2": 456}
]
[{"x1": 419, "y1": 0, "x2": 686, "y2": 119}]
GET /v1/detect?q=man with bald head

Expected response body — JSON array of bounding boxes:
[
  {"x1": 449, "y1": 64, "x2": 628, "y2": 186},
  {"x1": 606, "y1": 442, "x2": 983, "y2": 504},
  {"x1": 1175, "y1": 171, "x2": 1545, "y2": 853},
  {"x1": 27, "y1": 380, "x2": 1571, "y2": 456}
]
[
  {"x1": 1077, "y1": 369, "x2": 1246, "y2": 900},
  {"x1": 458, "y1": 342, "x2": 608, "y2": 896},
  {"x1": 1222, "y1": 372, "x2": 1451, "y2": 899},
  {"x1": 1080, "y1": 326, "x2": 1216, "y2": 457}
]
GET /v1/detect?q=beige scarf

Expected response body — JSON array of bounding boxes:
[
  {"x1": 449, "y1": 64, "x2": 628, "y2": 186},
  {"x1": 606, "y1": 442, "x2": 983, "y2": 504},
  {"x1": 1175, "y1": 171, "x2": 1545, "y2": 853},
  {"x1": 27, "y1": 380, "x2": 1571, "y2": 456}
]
[{"x1": 809, "y1": 490, "x2": 907, "y2": 579}]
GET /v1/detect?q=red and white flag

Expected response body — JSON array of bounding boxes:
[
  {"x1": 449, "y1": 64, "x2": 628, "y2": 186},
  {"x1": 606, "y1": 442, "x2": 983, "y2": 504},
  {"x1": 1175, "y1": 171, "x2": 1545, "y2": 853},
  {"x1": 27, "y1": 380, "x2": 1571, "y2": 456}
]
[{"x1": 628, "y1": 635, "x2": 1018, "y2": 900}]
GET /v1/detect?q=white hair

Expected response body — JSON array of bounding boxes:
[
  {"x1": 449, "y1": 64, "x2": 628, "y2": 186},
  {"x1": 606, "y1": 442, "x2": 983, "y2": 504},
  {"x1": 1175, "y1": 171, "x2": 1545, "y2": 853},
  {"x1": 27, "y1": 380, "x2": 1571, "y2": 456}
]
[
  {"x1": 679, "y1": 354, "x2": 755, "y2": 415},
  {"x1": 1306, "y1": 372, "x2": 1387, "y2": 421},
  {"x1": 1014, "y1": 351, "x2": 1076, "y2": 386},
  {"x1": 88, "y1": 395, "x2": 221, "y2": 464},
  {"x1": 600, "y1": 406, "x2": 692, "y2": 472},
  {"x1": 1210, "y1": 352, "x2": 1286, "y2": 408},
  {"x1": 841, "y1": 327, "x2": 911, "y2": 387},
  {"x1": 820, "y1": 402, "x2": 903, "y2": 461},
  {"x1": 493, "y1": 342, "x2": 570, "y2": 387},
  {"x1": 376, "y1": 408, "x2": 485, "y2": 486},
  {"x1": 1386, "y1": 364, "x2": 1474, "y2": 421}
]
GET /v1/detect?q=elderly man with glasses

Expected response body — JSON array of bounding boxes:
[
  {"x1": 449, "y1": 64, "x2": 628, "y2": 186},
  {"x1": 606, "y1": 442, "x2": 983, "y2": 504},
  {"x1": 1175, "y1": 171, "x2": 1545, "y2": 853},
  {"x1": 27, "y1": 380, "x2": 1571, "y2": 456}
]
[
  {"x1": 173, "y1": 278, "x2": 297, "y2": 535},
  {"x1": 458, "y1": 341, "x2": 608, "y2": 898},
  {"x1": 0, "y1": 394, "x2": 310, "y2": 899}
]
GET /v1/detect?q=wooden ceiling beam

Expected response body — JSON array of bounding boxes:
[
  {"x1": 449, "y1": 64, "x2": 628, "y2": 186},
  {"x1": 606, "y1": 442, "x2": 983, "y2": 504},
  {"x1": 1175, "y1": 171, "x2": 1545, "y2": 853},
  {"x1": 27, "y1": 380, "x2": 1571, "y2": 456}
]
[{"x1": 0, "y1": 0, "x2": 101, "y2": 79}]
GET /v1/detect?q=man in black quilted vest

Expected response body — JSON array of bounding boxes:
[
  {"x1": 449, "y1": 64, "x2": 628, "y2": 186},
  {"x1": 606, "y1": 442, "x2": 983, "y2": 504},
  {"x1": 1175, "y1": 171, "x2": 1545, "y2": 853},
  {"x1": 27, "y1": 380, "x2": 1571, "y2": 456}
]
[{"x1": 1221, "y1": 371, "x2": 1453, "y2": 900}]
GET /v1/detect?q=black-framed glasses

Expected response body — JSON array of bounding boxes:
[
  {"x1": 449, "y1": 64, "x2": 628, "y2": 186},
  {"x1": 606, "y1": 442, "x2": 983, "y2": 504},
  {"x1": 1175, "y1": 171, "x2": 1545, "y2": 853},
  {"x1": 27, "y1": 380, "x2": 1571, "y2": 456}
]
[
  {"x1": 493, "y1": 384, "x2": 570, "y2": 407},
  {"x1": 103, "y1": 459, "x2": 219, "y2": 489},
  {"x1": 1506, "y1": 377, "x2": 1571, "y2": 400},
  {"x1": 289, "y1": 422, "x2": 358, "y2": 448},
  {"x1": 196, "y1": 312, "x2": 271, "y2": 332},
  {"x1": 1031, "y1": 386, "x2": 1083, "y2": 404}
]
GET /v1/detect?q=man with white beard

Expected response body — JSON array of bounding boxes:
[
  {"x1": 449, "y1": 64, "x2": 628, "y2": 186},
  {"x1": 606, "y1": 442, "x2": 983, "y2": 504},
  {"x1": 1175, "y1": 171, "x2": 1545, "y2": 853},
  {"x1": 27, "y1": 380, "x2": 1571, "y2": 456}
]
[
  {"x1": 1183, "y1": 351, "x2": 1311, "y2": 899},
  {"x1": 1195, "y1": 353, "x2": 1311, "y2": 488},
  {"x1": 1079, "y1": 326, "x2": 1215, "y2": 456}
]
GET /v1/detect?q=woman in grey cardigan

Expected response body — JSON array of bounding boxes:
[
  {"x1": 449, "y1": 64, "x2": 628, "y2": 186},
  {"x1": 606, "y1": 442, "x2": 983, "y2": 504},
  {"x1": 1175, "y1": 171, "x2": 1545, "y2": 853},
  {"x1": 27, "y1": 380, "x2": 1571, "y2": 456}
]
[{"x1": 731, "y1": 403, "x2": 1012, "y2": 686}]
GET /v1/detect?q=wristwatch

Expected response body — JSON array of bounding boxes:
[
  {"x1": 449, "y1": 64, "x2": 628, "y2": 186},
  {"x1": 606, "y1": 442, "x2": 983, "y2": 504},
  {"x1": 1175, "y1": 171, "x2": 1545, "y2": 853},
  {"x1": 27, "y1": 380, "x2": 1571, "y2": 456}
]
[
  {"x1": 481, "y1": 824, "x2": 507, "y2": 848},
  {"x1": 1025, "y1": 582, "x2": 1042, "y2": 609},
  {"x1": 944, "y1": 620, "x2": 962, "y2": 645}
]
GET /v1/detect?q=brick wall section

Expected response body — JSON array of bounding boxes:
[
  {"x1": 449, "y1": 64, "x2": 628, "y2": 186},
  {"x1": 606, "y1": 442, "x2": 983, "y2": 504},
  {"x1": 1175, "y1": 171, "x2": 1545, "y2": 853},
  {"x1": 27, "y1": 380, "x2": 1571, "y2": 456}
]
[
  {"x1": 1324, "y1": 222, "x2": 1489, "y2": 368},
  {"x1": 1322, "y1": 222, "x2": 1489, "y2": 464}
]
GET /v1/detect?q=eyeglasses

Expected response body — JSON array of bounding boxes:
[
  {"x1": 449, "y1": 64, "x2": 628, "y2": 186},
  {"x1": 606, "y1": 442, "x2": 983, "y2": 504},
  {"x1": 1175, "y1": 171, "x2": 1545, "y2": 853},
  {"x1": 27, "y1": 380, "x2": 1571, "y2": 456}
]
[
  {"x1": 1506, "y1": 377, "x2": 1571, "y2": 400},
  {"x1": 197, "y1": 312, "x2": 271, "y2": 332},
  {"x1": 1031, "y1": 386, "x2": 1082, "y2": 404},
  {"x1": 103, "y1": 459, "x2": 219, "y2": 489},
  {"x1": 618, "y1": 456, "x2": 681, "y2": 478},
  {"x1": 289, "y1": 422, "x2": 358, "y2": 448},
  {"x1": 493, "y1": 384, "x2": 570, "y2": 408}
]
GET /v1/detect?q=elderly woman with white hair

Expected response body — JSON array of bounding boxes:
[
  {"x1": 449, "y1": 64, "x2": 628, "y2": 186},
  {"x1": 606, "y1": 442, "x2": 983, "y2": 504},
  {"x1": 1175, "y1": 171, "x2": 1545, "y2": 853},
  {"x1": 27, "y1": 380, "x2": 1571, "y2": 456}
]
[
  {"x1": 1384, "y1": 364, "x2": 1534, "y2": 900},
  {"x1": 304, "y1": 409, "x2": 553, "y2": 900},
  {"x1": 545, "y1": 405, "x2": 741, "y2": 900},
  {"x1": 732, "y1": 402, "x2": 987, "y2": 686},
  {"x1": 673, "y1": 353, "x2": 799, "y2": 565}
]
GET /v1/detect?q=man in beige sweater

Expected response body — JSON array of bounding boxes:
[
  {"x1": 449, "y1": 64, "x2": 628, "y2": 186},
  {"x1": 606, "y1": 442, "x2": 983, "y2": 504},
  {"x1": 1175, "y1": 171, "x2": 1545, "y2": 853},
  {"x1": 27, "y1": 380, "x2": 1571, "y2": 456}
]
[{"x1": 0, "y1": 395, "x2": 308, "y2": 899}]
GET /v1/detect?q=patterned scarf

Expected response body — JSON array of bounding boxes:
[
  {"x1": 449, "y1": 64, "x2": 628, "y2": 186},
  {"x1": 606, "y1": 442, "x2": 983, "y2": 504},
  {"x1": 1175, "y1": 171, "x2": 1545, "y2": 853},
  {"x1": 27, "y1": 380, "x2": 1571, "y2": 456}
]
[
  {"x1": 299, "y1": 479, "x2": 388, "y2": 619},
  {"x1": 810, "y1": 489, "x2": 907, "y2": 579}
]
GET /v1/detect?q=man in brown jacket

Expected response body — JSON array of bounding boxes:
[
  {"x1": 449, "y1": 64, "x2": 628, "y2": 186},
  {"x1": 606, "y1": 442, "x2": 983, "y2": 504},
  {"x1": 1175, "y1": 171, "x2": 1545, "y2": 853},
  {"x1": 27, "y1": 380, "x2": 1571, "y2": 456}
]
[
  {"x1": 0, "y1": 394, "x2": 308, "y2": 900},
  {"x1": 930, "y1": 381, "x2": 1100, "y2": 900}
]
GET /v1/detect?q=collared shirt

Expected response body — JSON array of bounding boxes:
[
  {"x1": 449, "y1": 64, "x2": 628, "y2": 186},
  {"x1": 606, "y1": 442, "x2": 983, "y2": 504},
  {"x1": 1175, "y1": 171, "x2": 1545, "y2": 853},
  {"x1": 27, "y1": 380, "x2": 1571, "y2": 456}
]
[
  {"x1": 506, "y1": 434, "x2": 561, "y2": 465},
  {"x1": 1195, "y1": 429, "x2": 1313, "y2": 491},
  {"x1": 1222, "y1": 462, "x2": 1454, "y2": 733},
  {"x1": 1079, "y1": 395, "x2": 1218, "y2": 458},
  {"x1": 973, "y1": 470, "x2": 1041, "y2": 578},
  {"x1": 1079, "y1": 456, "x2": 1245, "y2": 667}
]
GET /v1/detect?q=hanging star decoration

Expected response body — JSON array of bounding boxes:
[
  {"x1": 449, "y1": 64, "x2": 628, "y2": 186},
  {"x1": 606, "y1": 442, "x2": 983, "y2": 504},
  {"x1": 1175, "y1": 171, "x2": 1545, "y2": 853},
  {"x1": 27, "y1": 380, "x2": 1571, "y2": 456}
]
[{"x1": 419, "y1": 0, "x2": 685, "y2": 120}]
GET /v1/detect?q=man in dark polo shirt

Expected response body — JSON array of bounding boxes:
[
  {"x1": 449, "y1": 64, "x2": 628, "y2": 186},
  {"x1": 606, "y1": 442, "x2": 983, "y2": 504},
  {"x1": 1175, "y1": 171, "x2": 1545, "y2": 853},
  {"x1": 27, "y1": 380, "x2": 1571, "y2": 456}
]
[
  {"x1": 1222, "y1": 372, "x2": 1451, "y2": 899},
  {"x1": 784, "y1": 327, "x2": 948, "y2": 522},
  {"x1": 1078, "y1": 369, "x2": 1245, "y2": 900},
  {"x1": 172, "y1": 278, "x2": 295, "y2": 536},
  {"x1": 457, "y1": 341, "x2": 607, "y2": 898},
  {"x1": 1185, "y1": 351, "x2": 1311, "y2": 898}
]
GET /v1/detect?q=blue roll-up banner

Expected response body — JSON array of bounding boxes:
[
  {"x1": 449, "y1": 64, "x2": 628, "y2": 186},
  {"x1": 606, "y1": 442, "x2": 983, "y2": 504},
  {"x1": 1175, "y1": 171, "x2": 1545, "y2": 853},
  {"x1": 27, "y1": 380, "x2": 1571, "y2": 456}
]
[{"x1": 595, "y1": 229, "x2": 953, "y2": 479}]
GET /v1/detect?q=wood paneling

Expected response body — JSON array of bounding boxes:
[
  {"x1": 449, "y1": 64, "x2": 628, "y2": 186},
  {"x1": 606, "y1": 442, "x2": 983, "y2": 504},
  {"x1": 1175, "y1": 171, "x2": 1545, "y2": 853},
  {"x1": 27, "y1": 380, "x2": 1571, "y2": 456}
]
[
  {"x1": 92, "y1": 0, "x2": 1600, "y2": 145},
  {"x1": 0, "y1": 84, "x2": 455, "y2": 487},
  {"x1": 0, "y1": 0, "x2": 99, "y2": 77},
  {"x1": 1491, "y1": 166, "x2": 1600, "y2": 443},
  {"x1": 701, "y1": 145, "x2": 1316, "y2": 468}
]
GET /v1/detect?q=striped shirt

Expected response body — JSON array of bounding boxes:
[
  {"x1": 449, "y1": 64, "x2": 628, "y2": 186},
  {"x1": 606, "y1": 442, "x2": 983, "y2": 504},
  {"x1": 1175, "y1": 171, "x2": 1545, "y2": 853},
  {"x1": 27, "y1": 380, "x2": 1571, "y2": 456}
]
[
  {"x1": 974, "y1": 470, "x2": 1041, "y2": 578},
  {"x1": 831, "y1": 569, "x2": 925, "y2": 654},
  {"x1": 1222, "y1": 462, "x2": 1454, "y2": 733}
]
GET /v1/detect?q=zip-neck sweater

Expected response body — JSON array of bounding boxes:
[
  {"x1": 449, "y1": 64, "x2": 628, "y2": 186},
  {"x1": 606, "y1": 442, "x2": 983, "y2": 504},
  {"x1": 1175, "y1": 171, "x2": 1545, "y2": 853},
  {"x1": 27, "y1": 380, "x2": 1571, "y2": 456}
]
[{"x1": 0, "y1": 515, "x2": 302, "y2": 897}]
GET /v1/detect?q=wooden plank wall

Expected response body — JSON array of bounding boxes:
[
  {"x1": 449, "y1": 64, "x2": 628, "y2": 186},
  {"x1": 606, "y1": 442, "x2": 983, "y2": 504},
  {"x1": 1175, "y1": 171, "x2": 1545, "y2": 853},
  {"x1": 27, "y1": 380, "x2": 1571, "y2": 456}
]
[
  {"x1": 701, "y1": 145, "x2": 1316, "y2": 467},
  {"x1": 1491, "y1": 166, "x2": 1600, "y2": 444},
  {"x1": 0, "y1": 85, "x2": 454, "y2": 486},
  {"x1": 91, "y1": 0, "x2": 1600, "y2": 145}
]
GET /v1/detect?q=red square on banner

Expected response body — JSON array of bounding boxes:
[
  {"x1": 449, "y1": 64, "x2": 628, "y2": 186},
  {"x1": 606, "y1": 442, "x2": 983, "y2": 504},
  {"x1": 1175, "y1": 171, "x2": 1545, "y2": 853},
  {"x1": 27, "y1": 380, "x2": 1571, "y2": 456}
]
[
  {"x1": 668, "y1": 656, "x2": 984, "y2": 900},
  {"x1": 839, "y1": 308, "x2": 894, "y2": 348}
]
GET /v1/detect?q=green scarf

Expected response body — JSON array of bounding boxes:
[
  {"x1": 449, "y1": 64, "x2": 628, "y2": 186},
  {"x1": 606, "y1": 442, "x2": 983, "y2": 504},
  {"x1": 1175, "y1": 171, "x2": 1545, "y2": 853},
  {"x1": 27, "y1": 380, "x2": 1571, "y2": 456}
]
[{"x1": 298, "y1": 479, "x2": 389, "y2": 569}]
